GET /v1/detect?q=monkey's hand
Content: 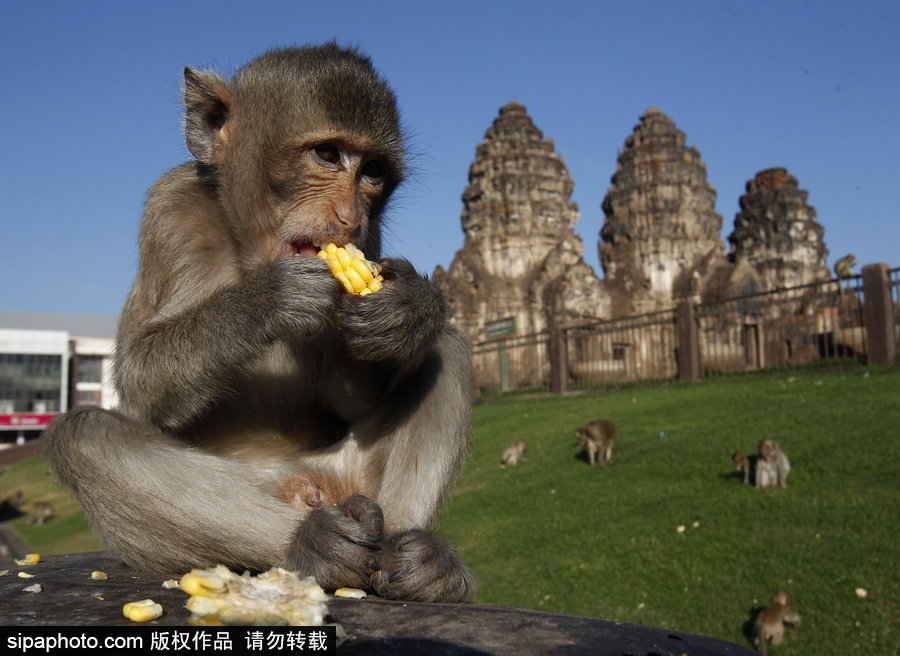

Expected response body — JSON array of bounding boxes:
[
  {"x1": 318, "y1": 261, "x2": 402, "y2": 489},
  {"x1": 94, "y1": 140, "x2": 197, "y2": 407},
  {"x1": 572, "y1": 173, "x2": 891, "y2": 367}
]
[
  {"x1": 282, "y1": 495, "x2": 384, "y2": 592},
  {"x1": 261, "y1": 256, "x2": 343, "y2": 341},
  {"x1": 370, "y1": 529, "x2": 476, "y2": 603},
  {"x1": 337, "y1": 258, "x2": 446, "y2": 364}
]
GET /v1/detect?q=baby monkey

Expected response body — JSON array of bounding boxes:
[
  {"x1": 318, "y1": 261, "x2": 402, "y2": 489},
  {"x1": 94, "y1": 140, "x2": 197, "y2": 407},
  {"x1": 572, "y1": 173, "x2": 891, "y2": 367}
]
[
  {"x1": 753, "y1": 590, "x2": 801, "y2": 655},
  {"x1": 500, "y1": 440, "x2": 528, "y2": 467},
  {"x1": 575, "y1": 419, "x2": 615, "y2": 467},
  {"x1": 732, "y1": 451, "x2": 754, "y2": 484}
]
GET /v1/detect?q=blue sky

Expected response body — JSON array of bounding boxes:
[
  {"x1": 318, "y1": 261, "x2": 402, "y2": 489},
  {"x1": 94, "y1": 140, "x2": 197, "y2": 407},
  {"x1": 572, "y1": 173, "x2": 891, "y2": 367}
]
[{"x1": 1, "y1": 1, "x2": 898, "y2": 316}]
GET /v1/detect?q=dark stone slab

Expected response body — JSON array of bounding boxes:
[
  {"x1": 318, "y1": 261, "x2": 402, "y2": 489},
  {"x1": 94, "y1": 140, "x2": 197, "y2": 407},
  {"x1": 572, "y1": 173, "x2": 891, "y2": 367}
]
[{"x1": 0, "y1": 552, "x2": 755, "y2": 655}]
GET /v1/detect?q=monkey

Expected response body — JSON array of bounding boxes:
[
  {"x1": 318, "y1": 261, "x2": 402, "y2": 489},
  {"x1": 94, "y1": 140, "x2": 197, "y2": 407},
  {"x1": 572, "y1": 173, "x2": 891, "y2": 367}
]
[
  {"x1": 44, "y1": 43, "x2": 475, "y2": 603},
  {"x1": 28, "y1": 501, "x2": 54, "y2": 525},
  {"x1": 752, "y1": 590, "x2": 801, "y2": 655},
  {"x1": 732, "y1": 451, "x2": 756, "y2": 485},
  {"x1": 754, "y1": 457, "x2": 778, "y2": 489},
  {"x1": 834, "y1": 254, "x2": 856, "y2": 299},
  {"x1": 757, "y1": 439, "x2": 790, "y2": 488},
  {"x1": 834, "y1": 254, "x2": 856, "y2": 281},
  {"x1": 575, "y1": 419, "x2": 615, "y2": 467},
  {"x1": 0, "y1": 490, "x2": 24, "y2": 521},
  {"x1": 500, "y1": 440, "x2": 528, "y2": 467}
]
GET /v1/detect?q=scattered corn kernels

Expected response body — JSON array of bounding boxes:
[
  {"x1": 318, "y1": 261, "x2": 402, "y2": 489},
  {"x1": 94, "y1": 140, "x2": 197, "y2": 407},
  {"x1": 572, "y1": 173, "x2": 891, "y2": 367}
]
[
  {"x1": 317, "y1": 243, "x2": 384, "y2": 295},
  {"x1": 15, "y1": 554, "x2": 40, "y2": 566},
  {"x1": 180, "y1": 569, "x2": 227, "y2": 597},
  {"x1": 23, "y1": 583, "x2": 42, "y2": 593},
  {"x1": 334, "y1": 587, "x2": 366, "y2": 599},
  {"x1": 180, "y1": 565, "x2": 328, "y2": 626},
  {"x1": 91, "y1": 571, "x2": 108, "y2": 580},
  {"x1": 162, "y1": 579, "x2": 180, "y2": 589},
  {"x1": 123, "y1": 599, "x2": 163, "y2": 622},
  {"x1": 17, "y1": 572, "x2": 35, "y2": 579}
]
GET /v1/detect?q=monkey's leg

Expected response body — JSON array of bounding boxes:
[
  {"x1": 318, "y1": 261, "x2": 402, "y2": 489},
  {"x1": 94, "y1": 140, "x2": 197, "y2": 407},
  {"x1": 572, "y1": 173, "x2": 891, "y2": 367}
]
[{"x1": 45, "y1": 407, "x2": 300, "y2": 574}]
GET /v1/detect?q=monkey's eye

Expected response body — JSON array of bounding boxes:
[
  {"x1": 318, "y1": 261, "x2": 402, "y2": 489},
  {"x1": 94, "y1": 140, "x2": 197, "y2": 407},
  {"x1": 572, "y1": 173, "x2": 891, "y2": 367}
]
[
  {"x1": 361, "y1": 159, "x2": 385, "y2": 183},
  {"x1": 313, "y1": 144, "x2": 341, "y2": 165}
]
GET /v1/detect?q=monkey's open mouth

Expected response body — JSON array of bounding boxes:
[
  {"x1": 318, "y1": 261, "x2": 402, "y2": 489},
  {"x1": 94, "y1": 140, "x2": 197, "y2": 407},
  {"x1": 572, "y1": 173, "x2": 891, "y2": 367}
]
[{"x1": 290, "y1": 241, "x2": 319, "y2": 257}]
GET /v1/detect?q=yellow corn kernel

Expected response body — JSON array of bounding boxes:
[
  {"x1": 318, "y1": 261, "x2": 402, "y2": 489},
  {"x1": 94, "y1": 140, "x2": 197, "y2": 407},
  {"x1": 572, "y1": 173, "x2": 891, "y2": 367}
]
[
  {"x1": 123, "y1": 599, "x2": 163, "y2": 622},
  {"x1": 180, "y1": 570, "x2": 227, "y2": 597},
  {"x1": 91, "y1": 571, "x2": 108, "y2": 580},
  {"x1": 334, "y1": 587, "x2": 367, "y2": 599},
  {"x1": 317, "y1": 243, "x2": 384, "y2": 295},
  {"x1": 15, "y1": 554, "x2": 40, "y2": 566}
]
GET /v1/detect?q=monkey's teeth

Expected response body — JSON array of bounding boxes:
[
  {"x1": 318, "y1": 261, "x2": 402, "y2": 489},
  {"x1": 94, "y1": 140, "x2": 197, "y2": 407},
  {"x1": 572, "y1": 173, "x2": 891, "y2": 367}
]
[{"x1": 291, "y1": 242, "x2": 319, "y2": 257}]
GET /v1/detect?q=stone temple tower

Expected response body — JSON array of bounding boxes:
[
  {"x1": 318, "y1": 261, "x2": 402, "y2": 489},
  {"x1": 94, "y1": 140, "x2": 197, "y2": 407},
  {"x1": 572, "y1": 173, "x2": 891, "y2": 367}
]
[
  {"x1": 435, "y1": 102, "x2": 606, "y2": 343},
  {"x1": 728, "y1": 167, "x2": 830, "y2": 290},
  {"x1": 599, "y1": 107, "x2": 726, "y2": 315}
]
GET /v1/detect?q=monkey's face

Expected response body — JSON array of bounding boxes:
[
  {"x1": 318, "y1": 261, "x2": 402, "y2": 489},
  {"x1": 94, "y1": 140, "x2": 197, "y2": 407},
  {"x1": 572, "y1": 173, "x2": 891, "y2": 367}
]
[
  {"x1": 266, "y1": 134, "x2": 398, "y2": 260},
  {"x1": 184, "y1": 46, "x2": 405, "y2": 267}
]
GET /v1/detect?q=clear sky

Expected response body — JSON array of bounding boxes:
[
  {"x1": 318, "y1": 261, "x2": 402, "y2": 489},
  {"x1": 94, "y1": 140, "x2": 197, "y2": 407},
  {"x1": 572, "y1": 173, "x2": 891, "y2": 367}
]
[{"x1": 1, "y1": 0, "x2": 898, "y2": 316}]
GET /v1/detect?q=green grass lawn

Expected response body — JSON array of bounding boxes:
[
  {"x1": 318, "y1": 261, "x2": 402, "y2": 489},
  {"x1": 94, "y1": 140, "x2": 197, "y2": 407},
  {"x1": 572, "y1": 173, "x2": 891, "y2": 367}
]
[
  {"x1": 435, "y1": 366, "x2": 900, "y2": 654},
  {"x1": 3, "y1": 366, "x2": 897, "y2": 652}
]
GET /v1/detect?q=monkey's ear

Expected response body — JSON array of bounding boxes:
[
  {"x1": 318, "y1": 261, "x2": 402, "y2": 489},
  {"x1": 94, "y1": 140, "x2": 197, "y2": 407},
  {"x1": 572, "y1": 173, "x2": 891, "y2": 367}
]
[{"x1": 183, "y1": 67, "x2": 234, "y2": 166}]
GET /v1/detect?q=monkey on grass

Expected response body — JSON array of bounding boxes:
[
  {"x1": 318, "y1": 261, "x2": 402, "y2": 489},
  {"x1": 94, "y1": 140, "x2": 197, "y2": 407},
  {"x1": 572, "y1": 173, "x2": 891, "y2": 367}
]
[{"x1": 46, "y1": 43, "x2": 474, "y2": 603}]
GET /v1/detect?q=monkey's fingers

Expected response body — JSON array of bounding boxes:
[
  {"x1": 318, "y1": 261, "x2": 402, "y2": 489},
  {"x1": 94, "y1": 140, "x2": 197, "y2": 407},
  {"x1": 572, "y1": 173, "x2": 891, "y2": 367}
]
[
  {"x1": 370, "y1": 529, "x2": 476, "y2": 603},
  {"x1": 317, "y1": 243, "x2": 384, "y2": 295}
]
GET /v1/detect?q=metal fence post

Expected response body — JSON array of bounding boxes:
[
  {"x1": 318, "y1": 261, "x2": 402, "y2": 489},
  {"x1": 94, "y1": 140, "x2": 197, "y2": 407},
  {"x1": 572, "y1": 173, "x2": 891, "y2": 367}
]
[
  {"x1": 550, "y1": 326, "x2": 568, "y2": 395},
  {"x1": 676, "y1": 301, "x2": 701, "y2": 380},
  {"x1": 862, "y1": 263, "x2": 896, "y2": 366}
]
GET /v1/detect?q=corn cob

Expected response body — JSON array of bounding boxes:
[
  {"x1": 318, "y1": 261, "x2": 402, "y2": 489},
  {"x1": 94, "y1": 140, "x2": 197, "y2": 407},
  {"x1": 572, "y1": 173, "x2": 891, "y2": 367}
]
[
  {"x1": 123, "y1": 599, "x2": 163, "y2": 622},
  {"x1": 317, "y1": 243, "x2": 384, "y2": 295},
  {"x1": 179, "y1": 565, "x2": 328, "y2": 626}
]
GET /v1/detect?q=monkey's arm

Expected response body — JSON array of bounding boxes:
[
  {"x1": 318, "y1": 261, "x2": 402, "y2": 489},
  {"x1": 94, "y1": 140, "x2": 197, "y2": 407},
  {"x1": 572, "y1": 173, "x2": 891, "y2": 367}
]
[{"x1": 115, "y1": 171, "x2": 342, "y2": 431}]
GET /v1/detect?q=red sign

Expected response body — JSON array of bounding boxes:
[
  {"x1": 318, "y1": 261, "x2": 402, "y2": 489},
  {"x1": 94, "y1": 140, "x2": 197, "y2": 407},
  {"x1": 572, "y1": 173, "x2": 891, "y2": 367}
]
[{"x1": 0, "y1": 413, "x2": 58, "y2": 429}]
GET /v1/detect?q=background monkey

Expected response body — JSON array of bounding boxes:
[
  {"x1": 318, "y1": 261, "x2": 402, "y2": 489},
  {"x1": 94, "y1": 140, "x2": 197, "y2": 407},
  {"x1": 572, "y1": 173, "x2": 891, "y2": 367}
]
[
  {"x1": 757, "y1": 439, "x2": 790, "y2": 488},
  {"x1": 45, "y1": 44, "x2": 474, "y2": 603},
  {"x1": 732, "y1": 451, "x2": 755, "y2": 485},
  {"x1": 575, "y1": 419, "x2": 615, "y2": 467},
  {"x1": 834, "y1": 253, "x2": 856, "y2": 281},
  {"x1": 501, "y1": 440, "x2": 528, "y2": 466},
  {"x1": 834, "y1": 253, "x2": 856, "y2": 299},
  {"x1": 752, "y1": 590, "x2": 801, "y2": 654}
]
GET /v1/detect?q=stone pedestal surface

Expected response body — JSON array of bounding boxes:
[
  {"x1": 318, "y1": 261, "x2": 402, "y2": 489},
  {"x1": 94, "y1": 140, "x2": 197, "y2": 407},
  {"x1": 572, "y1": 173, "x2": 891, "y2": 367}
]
[{"x1": 0, "y1": 552, "x2": 756, "y2": 655}]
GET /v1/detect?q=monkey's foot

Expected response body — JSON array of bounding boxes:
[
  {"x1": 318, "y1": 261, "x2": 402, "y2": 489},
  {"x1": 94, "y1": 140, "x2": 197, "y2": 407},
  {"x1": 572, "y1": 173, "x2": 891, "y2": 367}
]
[
  {"x1": 370, "y1": 529, "x2": 476, "y2": 603},
  {"x1": 283, "y1": 494, "x2": 383, "y2": 592}
]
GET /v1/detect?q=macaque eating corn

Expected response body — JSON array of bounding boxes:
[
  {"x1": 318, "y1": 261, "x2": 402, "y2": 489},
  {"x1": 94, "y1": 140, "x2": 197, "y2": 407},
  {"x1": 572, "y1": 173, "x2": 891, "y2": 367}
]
[{"x1": 317, "y1": 243, "x2": 384, "y2": 295}]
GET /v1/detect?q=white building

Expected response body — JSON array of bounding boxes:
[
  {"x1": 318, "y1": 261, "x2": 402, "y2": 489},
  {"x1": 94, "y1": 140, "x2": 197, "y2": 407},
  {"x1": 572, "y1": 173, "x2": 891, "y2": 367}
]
[{"x1": 0, "y1": 312, "x2": 118, "y2": 443}]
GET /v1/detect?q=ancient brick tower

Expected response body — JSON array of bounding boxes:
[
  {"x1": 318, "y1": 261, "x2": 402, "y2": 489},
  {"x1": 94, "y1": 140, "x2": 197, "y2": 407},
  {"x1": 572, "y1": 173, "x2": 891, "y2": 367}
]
[
  {"x1": 728, "y1": 167, "x2": 830, "y2": 290},
  {"x1": 599, "y1": 107, "x2": 726, "y2": 315},
  {"x1": 434, "y1": 102, "x2": 606, "y2": 343}
]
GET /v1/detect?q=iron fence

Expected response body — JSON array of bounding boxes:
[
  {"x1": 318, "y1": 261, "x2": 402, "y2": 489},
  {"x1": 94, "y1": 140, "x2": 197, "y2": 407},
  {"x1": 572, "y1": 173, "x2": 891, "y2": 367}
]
[
  {"x1": 471, "y1": 331, "x2": 551, "y2": 395},
  {"x1": 696, "y1": 275, "x2": 866, "y2": 373},
  {"x1": 565, "y1": 310, "x2": 677, "y2": 387},
  {"x1": 890, "y1": 267, "x2": 900, "y2": 352},
  {"x1": 469, "y1": 265, "x2": 895, "y2": 396}
]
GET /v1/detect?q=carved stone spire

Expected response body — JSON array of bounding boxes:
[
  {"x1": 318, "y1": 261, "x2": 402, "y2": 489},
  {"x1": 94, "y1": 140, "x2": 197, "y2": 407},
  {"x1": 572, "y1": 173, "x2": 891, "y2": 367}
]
[
  {"x1": 437, "y1": 102, "x2": 606, "y2": 341},
  {"x1": 599, "y1": 107, "x2": 725, "y2": 314},
  {"x1": 728, "y1": 167, "x2": 830, "y2": 289}
]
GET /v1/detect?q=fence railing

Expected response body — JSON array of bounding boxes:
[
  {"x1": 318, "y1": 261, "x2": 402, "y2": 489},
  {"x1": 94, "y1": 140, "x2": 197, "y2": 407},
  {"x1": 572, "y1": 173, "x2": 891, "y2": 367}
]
[
  {"x1": 696, "y1": 275, "x2": 865, "y2": 373},
  {"x1": 470, "y1": 263, "x2": 896, "y2": 395}
]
